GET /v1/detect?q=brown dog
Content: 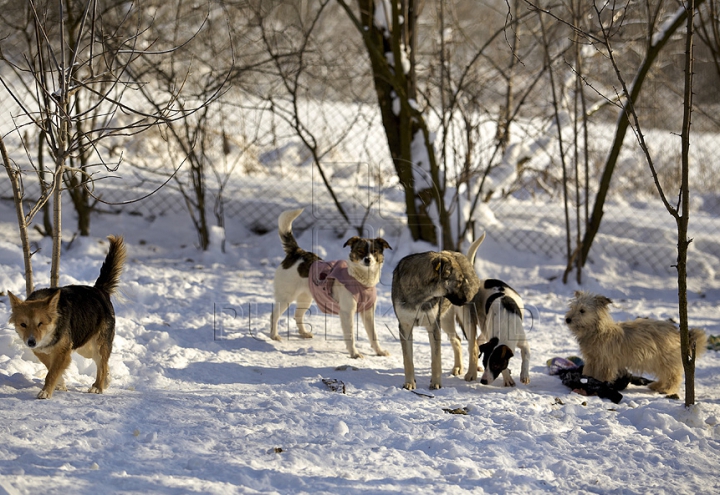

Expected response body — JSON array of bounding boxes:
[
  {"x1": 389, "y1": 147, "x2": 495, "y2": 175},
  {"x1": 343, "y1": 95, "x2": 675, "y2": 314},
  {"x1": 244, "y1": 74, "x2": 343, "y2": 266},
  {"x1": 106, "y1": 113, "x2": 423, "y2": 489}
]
[
  {"x1": 564, "y1": 291, "x2": 706, "y2": 395},
  {"x1": 8, "y1": 236, "x2": 126, "y2": 399},
  {"x1": 391, "y1": 242, "x2": 482, "y2": 390}
]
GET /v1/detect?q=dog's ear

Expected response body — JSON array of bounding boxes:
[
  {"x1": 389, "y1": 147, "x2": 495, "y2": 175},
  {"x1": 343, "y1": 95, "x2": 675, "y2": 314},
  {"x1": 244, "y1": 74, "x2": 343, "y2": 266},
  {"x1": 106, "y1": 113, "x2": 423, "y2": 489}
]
[
  {"x1": 432, "y1": 258, "x2": 444, "y2": 277},
  {"x1": 47, "y1": 291, "x2": 61, "y2": 314},
  {"x1": 433, "y1": 255, "x2": 454, "y2": 279},
  {"x1": 343, "y1": 236, "x2": 362, "y2": 248},
  {"x1": 374, "y1": 238, "x2": 392, "y2": 251},
  {"x1": 479, "y1": 337, "x2": 499, "y2": 356},
  {"x1": 596, "y1": 295, "x2": 613, "y2": 307},
  {"x1": 573, "y1": 290, "x2": 583, "y2": 298},
  {"x1": 498, "y1": 345, "x2": 514, "y2": 360},
  {"x1": 7, "y1": 291, "x2": 23, "y2": 309}
]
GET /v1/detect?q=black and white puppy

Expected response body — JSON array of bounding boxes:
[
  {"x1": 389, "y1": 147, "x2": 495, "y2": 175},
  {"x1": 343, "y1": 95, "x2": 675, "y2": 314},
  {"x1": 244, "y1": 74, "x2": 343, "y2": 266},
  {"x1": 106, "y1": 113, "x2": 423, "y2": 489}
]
[
  {"x1": 270, "y1": 208, "x2": 392, "y2": 359},
  {"x1": 476, "y1": 280, "x2": 530, "y2": 386},
  {"x1": 391, "y1": 237, "x2": 483, "y2": 390}
]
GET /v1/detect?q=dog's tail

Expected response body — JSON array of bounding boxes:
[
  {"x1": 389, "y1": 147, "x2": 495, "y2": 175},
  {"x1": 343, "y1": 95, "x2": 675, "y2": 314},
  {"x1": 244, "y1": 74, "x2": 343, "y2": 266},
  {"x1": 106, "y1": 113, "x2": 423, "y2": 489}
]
[
  {"x1": 94, "y1": 235, "x2": 126, "y2": 296},
  {"x1": 278, "y1": 208, "x2": 304, "y2": 255},
  {"x1": 690, "y1": 328, "x2": 708, "y2": 359},
  {"x1": 465, "y1": 232, "x2": 486, "y2": 264}
]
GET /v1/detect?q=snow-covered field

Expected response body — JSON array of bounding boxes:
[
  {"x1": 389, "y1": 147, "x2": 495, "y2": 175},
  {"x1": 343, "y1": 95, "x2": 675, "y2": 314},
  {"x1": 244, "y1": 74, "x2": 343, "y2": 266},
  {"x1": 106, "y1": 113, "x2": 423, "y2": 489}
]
[{"x1": 1, "y1": 191, "x2": 720, "y2": 494}]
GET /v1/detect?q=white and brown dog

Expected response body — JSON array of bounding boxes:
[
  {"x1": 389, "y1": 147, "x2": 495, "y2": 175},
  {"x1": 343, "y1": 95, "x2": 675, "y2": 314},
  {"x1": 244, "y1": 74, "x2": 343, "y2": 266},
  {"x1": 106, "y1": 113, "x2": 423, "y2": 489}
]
[
  {"x1": 476, "y1": 280, "x2": 530, "y2": 386},
  {"x1": 269, "y1": 208, "x2": 392, "y2": 358}
]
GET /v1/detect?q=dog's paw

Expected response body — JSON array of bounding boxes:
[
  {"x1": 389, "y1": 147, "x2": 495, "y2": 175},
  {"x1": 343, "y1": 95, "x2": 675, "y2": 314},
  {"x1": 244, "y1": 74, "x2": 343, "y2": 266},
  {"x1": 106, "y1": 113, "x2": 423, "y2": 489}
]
[
  {"x1": 37, "y1": 389, "x2": 52, "y2": 399},
  {"x1": 270, "y1": 334, "x2": 282, "y2": 341},
  {"x1": 503, "y1": 377, "x2": 516, "y2": 387},
  {"x1": 402, "y1": 381, "x2": 416, "y2": 390},
  {"x1": 56, "y1": 382, "x2": 68, "y2": 392},
  {"x1": 298, "y1": 332, "x2": 314, "y2": 339},
  {"x1": 464, "y1": 370, "x2": 478, "y2": 382},
  {"x1": 88, "y1": 386, "x2": 103, "y2": 394},
  {"x1": 375, "y1": 348, "x2": 390, "y2": 357},
  {"x1": 451, "y1": 366, "x2": 464, "y2": 376},
  {"x1": 520, "y1": 374, "x2": 530, "y2": 385},
  {"x1": 429, "y1": 382, "x2": 442, "y2": 390},
  {"x1": 350, "y1": 351, "x2": 365, "y2": 359}
]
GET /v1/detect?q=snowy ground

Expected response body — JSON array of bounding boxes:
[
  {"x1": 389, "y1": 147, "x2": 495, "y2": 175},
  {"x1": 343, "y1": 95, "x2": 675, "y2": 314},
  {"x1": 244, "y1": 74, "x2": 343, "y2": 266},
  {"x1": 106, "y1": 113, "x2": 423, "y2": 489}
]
[{"x1": 1, "y1": 197, "x2": 720, "y2": 495}]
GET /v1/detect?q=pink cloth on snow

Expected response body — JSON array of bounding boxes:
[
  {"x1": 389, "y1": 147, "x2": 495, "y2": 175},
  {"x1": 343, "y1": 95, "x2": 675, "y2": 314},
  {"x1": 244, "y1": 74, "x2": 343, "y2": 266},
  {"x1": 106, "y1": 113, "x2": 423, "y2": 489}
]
[{"x1": 308, "y1": 260, "x2": 376, "y2": 315}]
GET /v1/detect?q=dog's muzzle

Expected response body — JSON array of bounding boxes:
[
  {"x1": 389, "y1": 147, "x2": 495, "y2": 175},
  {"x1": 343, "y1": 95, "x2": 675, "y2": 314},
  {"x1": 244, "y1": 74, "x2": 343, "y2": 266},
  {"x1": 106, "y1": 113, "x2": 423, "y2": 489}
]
[
  {"x1": 565, "y1": 317, "x2": 572, "y2": 324},
  {"x1": 445, "y1": 293, "x2": 467, "y2": 306},
  {"x1": 27, "y1": 337, "x2": 37, "y2": 348}
]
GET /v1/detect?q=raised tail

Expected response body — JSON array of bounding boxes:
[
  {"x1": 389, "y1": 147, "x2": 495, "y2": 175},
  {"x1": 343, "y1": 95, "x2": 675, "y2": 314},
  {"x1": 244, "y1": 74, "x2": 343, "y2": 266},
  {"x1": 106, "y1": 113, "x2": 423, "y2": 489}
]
[
  {"x1": 690, "y1": 328, "x2": 708, "y2": 359},
  {"x1": 94, "y1": 235, "x2": 126, "y2": 296},
  {"x1": 465, "y1": 231, "x2": 486, "y2": 264},
  {"x1": 278, "y1": 208, "x2": 305, "y2": 255}
]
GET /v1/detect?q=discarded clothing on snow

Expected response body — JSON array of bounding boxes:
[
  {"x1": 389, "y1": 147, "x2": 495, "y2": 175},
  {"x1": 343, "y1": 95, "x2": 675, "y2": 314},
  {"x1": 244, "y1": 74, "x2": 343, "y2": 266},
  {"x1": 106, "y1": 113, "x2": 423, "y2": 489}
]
[{"x1": 547, "y1": 356, "x2": 653, "y2": 404}]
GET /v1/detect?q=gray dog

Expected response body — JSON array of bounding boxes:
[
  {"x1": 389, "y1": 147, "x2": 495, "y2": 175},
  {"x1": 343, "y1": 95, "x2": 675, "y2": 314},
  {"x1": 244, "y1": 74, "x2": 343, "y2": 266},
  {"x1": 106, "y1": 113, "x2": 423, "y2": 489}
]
[{"x1": 391, "y1": 240, "x2": 482, "y2": 390}]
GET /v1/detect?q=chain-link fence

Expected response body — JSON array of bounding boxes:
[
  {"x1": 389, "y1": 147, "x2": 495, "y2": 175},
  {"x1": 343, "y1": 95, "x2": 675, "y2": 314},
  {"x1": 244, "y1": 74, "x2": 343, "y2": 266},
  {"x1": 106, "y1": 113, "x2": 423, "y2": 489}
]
[
  {"x1": 3, "y1": 97, "x2": 718, "y2": 295},
  {"x1": 2, "y1": 0, "x2": 720, "y2": 293}
]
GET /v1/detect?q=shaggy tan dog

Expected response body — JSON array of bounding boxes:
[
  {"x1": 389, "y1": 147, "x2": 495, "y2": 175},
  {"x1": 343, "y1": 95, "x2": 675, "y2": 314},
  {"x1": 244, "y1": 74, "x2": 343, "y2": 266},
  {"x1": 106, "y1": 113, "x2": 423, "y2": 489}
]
[{"x1": 564, "y1": 291, "x2": 707, "y2": 395}]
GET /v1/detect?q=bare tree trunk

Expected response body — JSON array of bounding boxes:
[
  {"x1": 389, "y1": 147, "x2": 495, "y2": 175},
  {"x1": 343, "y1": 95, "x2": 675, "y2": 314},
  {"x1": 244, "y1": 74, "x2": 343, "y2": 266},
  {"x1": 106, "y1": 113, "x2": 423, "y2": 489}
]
[
  {"x1": 50, "y1": 0, "x2": 69, "y2": 288},
  {"x1": 572, "y1": 8, "x2": 582, "y2": 285},
  {"x1": 562, "y1": 0, "x2": 589, "y2": 285},
  {"x1": 678, "y1": 0, "x2": 696, "y2": 407},
  {"x1": 580, "y1": 1, "x2": 705, "y2": 268},
  {"x1": 51, "y1": 126, "x2": 65, "y2": 288},
  {"x1": 37, "y1": 130, "x2": 53, "y2": 236},
  {"x1": 1, "y1": 135, "x2": 34, "y2": 295},
  {"x1": 498, "y1": 0, "x2": 520, "y2": 152},
  {"x1": 594, "y1": 1, "x2": 699, "y2": 405},
  {"x1": 339, "y1": 0, "x2": 447, "y2": 247},
  {"x1": 539, "y1": 13, "x2": 572, "y2": 272}
]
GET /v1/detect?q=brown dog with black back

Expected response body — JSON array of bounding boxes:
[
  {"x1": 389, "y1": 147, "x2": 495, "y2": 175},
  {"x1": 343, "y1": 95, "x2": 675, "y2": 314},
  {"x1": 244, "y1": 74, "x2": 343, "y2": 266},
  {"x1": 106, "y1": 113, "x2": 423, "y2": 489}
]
[{"x1": 8, "y1": 236, "x2": 125, "y2": 399}]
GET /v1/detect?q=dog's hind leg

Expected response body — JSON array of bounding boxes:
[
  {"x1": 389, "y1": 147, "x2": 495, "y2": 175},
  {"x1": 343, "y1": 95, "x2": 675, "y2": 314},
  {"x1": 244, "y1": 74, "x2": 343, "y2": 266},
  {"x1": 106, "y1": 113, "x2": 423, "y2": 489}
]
[
  {"x1": 649, "y1": 378, "x2": 681, "y2": 396},
  {"x1": 270, "y1": 298, "x2": 291, "y2": 341},
  {"x1": 460, "y1": 304, "x2": 480, "y2": 382},
  {"x1": 293, "y1": 292, "x2": 315, "y2": 339},
  {"x1": 463, "y1": 316, "x2": 480, "y2": 382},
  {"x1": 649, "y1": 361, "x2": 683, "y2": 395},
  {"x1": 440, "y1": 310, "x2": 463, "y2": 376},
  {"x1": 519, "y1": 341, "x2": 531, "y2": 384},
  {"x1": 93, "y1": 329, "x2": 113, "y2": 393},
  {"x1": 77, "y1": 331, "x2": 112, "y2": 393},
  {"x1": 89, "y1": 350, "x2": 111, "y2": 394}
]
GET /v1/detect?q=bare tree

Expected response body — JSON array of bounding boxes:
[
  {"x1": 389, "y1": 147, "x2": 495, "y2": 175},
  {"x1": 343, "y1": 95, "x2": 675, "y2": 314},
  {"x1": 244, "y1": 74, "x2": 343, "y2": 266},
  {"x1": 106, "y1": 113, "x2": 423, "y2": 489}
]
[
  {"x1": 0, "y1": 0, "x2": 214, "y2": 288},
  {"x1": 566, "y1": 1, "x2": 702, "y2": 404},
  {"x1": 675, "y1": 0, "x2": 699, "y2": 406},
  {"x1": 572, "y1": 0, "x2": 706, "y2": 269},
  {"x1": 428, "y1": 1, "x2": 545, "y2": 248},
  {"x1": 337, "y1": 0, "x2": 454, "y2": 247},
  {"x1": 1, "y1": 134, "x2": 38, "y2": 294}
]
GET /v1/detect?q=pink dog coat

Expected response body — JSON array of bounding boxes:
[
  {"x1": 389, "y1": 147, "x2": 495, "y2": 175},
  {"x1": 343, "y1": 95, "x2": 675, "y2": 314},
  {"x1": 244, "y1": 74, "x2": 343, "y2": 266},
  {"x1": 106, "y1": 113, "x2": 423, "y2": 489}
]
[{"x1": 308, "y1": 260, "x2": 376, "y2": 315}]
